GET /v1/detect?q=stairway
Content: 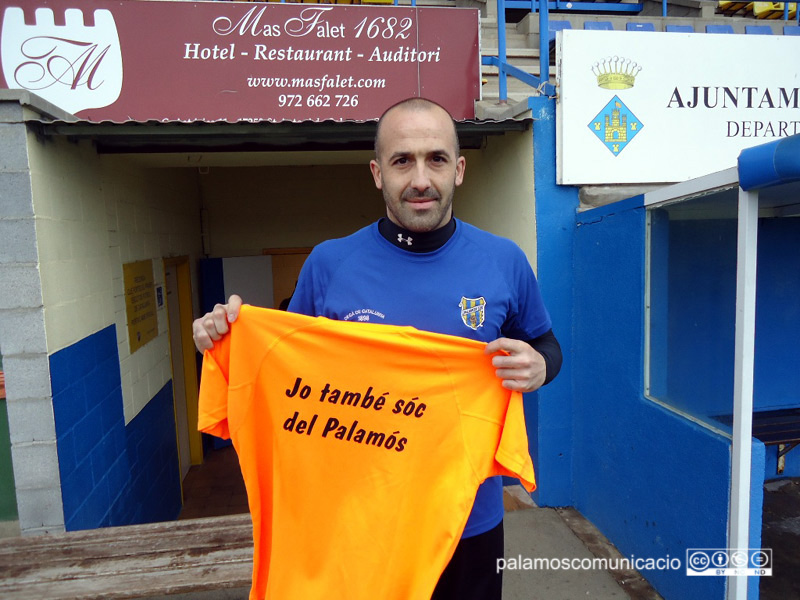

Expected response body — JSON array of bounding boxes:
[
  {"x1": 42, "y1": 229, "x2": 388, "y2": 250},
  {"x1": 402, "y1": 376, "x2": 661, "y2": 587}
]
[{"x1": 478, "y1": 14, "x2": 549, "y2": 118}]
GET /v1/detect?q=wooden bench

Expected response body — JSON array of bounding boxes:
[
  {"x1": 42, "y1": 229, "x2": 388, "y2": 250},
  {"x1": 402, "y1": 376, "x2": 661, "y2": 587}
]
[
  {"x1": 714, "y1": 408, "x2": 800, "y2": 474},
  {"x1": 0, "y1": 514, "x2": 253, "y2": 600}
]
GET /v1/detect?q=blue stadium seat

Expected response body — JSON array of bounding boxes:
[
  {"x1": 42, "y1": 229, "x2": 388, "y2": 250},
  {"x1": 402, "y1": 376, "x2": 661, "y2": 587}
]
[
  {"x1": 745, "y1": 25, "x2": 774, "y2": 34},
  {"x1": 706, "y1": 24, "x2": 735, "y2": 33},
  {"x1": 784, "y1": 25, "x2": 800, "y2": 35},
  {"x1": 584, "y1": 21, "x2": 614, "y2": 30},
  {"x1": 626, "y1": 22, "x2": 656, "y2": 31},
  {"x1": 549, "y1": 20, "x2": 573, "y2": 43},
  {"x1": 665, "y1": 24, "x2": 694, "y2": 32}
]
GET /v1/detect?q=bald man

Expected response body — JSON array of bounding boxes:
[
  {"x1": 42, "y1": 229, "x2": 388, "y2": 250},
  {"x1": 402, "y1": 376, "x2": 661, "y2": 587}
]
[{"x1": 194, "y1": 97, "x2": 562, "y2": 599}]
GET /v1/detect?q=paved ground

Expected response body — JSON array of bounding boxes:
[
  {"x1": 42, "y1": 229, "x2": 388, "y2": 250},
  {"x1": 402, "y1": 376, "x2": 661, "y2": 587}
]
[
  {"x1": 2, "y1": 445, "x2": 796, "y2": 600},
  {"x1": 760, "y1": 478, "x2": 800, "y2": 600},
  {"x1": 501, "y1": 477, "x2": 800, "y2": 600},
  {"x1": 502, "y1": 486, "x2": 662, "y2": 600},
  {"x1": 503, "y1": 507, "x2": 639, "y2": 600}
]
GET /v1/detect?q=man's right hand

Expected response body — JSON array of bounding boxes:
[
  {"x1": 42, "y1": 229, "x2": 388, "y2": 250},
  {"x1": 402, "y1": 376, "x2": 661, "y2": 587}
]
[{"x1": 192, "y1": 294, "x2": 243, "y2": 352}]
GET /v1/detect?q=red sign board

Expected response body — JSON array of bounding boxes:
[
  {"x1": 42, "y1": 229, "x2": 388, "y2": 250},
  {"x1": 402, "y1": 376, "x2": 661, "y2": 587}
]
[{"x1": 0, "y1": 0, "x2": 481, "y2": 122}]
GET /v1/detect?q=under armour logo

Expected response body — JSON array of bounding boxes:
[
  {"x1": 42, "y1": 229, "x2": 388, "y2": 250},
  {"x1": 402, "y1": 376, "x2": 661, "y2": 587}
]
[{"x1": 397, "y1": 234, "x2": 413, "y2": 246}]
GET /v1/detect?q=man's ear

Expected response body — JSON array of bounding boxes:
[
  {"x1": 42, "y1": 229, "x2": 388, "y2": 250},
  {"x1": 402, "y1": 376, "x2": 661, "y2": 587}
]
[
  {"x1": 455, "y1": 155, "x2": 466, "y2": 187},
  {"x1": 369, "y1": 159, "x2": 383, "y2": 190}
]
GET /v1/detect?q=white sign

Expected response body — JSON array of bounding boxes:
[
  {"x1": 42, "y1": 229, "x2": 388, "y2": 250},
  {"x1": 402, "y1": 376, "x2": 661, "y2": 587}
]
[{"x1": 557, "y1": 30, "x2": 800, "y2": 184}]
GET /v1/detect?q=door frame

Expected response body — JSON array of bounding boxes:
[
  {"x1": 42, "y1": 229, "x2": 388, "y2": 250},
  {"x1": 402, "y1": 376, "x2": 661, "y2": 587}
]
[{"x1": 163, "y1": 257, "x2": 203, "y2": 468}]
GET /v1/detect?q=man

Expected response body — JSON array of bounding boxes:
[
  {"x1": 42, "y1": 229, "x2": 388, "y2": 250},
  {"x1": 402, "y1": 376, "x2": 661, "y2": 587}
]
[{"x1": 193, "y1": 97, "x2": 562, "y2": 599}]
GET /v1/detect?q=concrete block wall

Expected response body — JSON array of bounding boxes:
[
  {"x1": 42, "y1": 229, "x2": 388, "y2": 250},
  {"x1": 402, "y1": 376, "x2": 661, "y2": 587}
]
[
  {"x1": 106, "y1": 165, "x2": 203, "y2": 423},
  {"x1": 0, "y1": 102, "x2": 64, "y2": 535},
  {"x1": 27, "y1": 139, "x2": 201, "y2": 425},
  {"x1": 2, "y1": 94, "x2": 203, "y2": 532},
  {"x1": 24, "y1": 134, "x2": 201, "y2": 531},
  {"x1": 50, "y1": 325, "x2": 128, "y2": 530},
  {"x1": 50, "y1": 327, "x2": 182, "y2": 530}
]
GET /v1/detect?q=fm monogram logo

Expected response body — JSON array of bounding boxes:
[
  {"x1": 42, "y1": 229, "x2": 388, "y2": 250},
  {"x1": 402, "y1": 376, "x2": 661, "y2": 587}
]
[
  {"x1": 2, "y1": 6, "x2": 123, "y2": 114},
  {"x1": 458, "y1": 296, "x2": 485, "y2": 330}
]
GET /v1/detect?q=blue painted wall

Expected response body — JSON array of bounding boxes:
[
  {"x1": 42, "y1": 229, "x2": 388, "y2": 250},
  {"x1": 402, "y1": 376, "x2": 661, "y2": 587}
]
[
  {"x1": 661, "y1": 218, "x2": 737, "y2": 416},
  {"x1": 530, "y1": 96, "x2": 580, "y2": 507},
  {"x1": 753, "y1": 218, "x2": 800, "y2": 415},
  {"x1": 50, "y1": 326, "x2": 182, "y2": 530},
  {"x1": 571, "y1": 202, "x2": 766, "y2": 599},
  {"x1": 650, "y1": 214, "x2": 800, "y2": 480}
]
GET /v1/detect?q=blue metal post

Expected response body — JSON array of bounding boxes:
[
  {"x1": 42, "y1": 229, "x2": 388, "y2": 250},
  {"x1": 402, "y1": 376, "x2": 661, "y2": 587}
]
[
  {"x1": 663, "y1": 0, "x2": 667, "y2": 17},
  {"x1": 539, "y1": 0, "x2": 549, "y2": 89},
  {"x1": 498, "y1": 0, "x2": 508, "y2": 103}
]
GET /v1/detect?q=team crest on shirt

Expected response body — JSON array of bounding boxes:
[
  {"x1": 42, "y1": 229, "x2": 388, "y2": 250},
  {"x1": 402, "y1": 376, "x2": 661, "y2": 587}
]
[{"x1": 458, "y1": 296, "x2": 486, "y2": 330}]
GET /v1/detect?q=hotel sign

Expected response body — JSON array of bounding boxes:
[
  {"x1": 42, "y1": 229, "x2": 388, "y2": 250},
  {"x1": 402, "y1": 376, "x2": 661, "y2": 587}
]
[
  {"x1": 557, "y1": 30, "x2": 800, "y2": 184},
  {"x1": 0, "y1": 0, "x2": 480, "y2": 122}
]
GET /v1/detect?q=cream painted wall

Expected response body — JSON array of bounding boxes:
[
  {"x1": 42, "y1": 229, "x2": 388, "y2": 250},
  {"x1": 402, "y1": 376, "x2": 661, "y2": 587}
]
[
  {"x1": 458, "y1": 129, "x2": 537, "y2": 267},
  {"x1": 29, "y1": 138, "x2": 114, "y2": 355},
  {"x1": 200, "y1": 131, "x2": 536, "y2": 261},
  {"x1": 27, "y1": 136, "x2": 203, "y2": 423},
  {"x1": 200, "y1": 164, "x2": 385, "y2": 257}
]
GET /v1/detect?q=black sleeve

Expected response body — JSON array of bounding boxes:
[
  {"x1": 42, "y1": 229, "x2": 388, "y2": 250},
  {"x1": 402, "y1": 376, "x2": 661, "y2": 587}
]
[{"x1": 526, "y1": 329, "x2": 562, "y2": 386}]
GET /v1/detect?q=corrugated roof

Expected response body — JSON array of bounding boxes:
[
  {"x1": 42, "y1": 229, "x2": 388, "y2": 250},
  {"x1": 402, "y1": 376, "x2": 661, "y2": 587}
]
[
  {"x1": 4, "y1": 89, "x2": 531, "y2": 154},
  {"x1": 30, "y1": 116, "x2": 530, "y2": 154}
]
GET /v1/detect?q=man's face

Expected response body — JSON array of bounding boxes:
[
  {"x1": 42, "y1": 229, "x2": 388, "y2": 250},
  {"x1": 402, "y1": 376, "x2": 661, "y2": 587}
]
[{"x1": 370, "y1": 105, "x2": 466, "y2": 233}]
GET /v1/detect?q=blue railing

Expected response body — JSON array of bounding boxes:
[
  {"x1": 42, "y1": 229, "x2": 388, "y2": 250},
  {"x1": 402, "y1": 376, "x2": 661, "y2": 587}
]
[
  {"x1": 486, "y1": 0, "x2": 557, "y2": 100},
  {"x1": 503, "y1": 0, "x2": 641, "y2": 12},
  {"x1": 485, "y1": 0, "x2": 800, "y2": 104}
]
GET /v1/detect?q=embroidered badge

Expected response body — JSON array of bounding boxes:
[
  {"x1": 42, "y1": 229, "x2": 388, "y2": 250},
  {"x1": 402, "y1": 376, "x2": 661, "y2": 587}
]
[{"x1": 459, "y1": 296, "x2": 486, "y2": 330}]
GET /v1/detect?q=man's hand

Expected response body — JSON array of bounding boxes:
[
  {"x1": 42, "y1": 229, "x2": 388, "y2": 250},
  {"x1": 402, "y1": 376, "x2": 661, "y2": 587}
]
[
  {"x1": 192, "y1": 294, "x2": 243, "y2": 352},
  {"x1": 484, "y1": 338, "x2": 546, "y2": 393}
]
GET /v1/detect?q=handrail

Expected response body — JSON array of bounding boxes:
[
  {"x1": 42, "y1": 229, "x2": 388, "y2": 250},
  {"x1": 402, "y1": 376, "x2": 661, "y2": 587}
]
[
  {"x1": 482, "y1": 56, "x2": 556, "y2": 96},
  {"x1": 498, "y1": 0, "x2": 509, "y2": 102},
  {"x1": 538, "y1": 0, "x2": 550, "y2": 88},
  {"x1": 492, "y1": 0, "x2": 557, "y2": 102}
]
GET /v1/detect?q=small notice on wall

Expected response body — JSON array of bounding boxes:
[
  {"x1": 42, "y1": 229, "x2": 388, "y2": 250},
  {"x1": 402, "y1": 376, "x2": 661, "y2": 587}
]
[{"x1": 123, "y1": 260, "x2": 157, "y2": 354}]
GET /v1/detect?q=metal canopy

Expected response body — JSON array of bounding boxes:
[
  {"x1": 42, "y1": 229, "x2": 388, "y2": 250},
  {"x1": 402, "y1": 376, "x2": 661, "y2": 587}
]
[
  {"x1": 644, "y1": 167, "x2": 800, "y2": 220},
  {"x1": 29, "y1": 118, "x2": 531, "y2": 155}
]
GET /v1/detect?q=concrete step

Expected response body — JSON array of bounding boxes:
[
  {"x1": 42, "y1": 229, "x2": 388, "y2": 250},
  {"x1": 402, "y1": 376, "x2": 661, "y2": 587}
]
[
  {"x1": 479, "y1": 12, "x2": 552, "y2": 106},
  {"x1": 481, "y1": 32, "x2": 531, "y2": 48}
]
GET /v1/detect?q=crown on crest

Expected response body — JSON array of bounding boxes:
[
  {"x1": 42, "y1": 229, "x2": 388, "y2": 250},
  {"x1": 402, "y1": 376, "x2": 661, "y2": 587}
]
[{"x1": 591, "y1": 56, "x2": 641, "y2": 90}]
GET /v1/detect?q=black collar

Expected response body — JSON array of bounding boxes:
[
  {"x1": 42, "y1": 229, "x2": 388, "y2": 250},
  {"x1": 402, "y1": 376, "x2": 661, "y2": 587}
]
[{"x1": 378, "y1": 217, "x2": 457, "y2": 253}]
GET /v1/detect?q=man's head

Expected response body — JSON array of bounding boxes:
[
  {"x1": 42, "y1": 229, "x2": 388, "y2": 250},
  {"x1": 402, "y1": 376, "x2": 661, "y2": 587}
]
[{"x1": 370, "y1": 98, "x2": 465, "y2": 233}]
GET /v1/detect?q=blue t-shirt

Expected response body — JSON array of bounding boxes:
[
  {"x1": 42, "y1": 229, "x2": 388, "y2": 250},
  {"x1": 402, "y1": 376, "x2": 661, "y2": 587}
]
[{"x1": 288, "y1": 219, "x2": 551, "y2": 537}]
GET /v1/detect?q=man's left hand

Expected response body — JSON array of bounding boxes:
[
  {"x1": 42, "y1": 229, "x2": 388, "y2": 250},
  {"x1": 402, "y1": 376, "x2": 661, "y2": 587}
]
[{"x1": 485, "y1": 338, "x2": 546, "y2": 393}]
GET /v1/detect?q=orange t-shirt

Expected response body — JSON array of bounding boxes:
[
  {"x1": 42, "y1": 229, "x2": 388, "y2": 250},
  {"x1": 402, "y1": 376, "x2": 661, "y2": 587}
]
[{"x1": 198, "y1": 306, "x2": 535, "y2": 600}]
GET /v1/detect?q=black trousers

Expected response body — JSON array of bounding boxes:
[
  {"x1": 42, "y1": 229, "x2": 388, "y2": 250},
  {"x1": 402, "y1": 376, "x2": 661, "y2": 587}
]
[{"x1": 430, "y1": 520, "x2": 504, "y2": 600}]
